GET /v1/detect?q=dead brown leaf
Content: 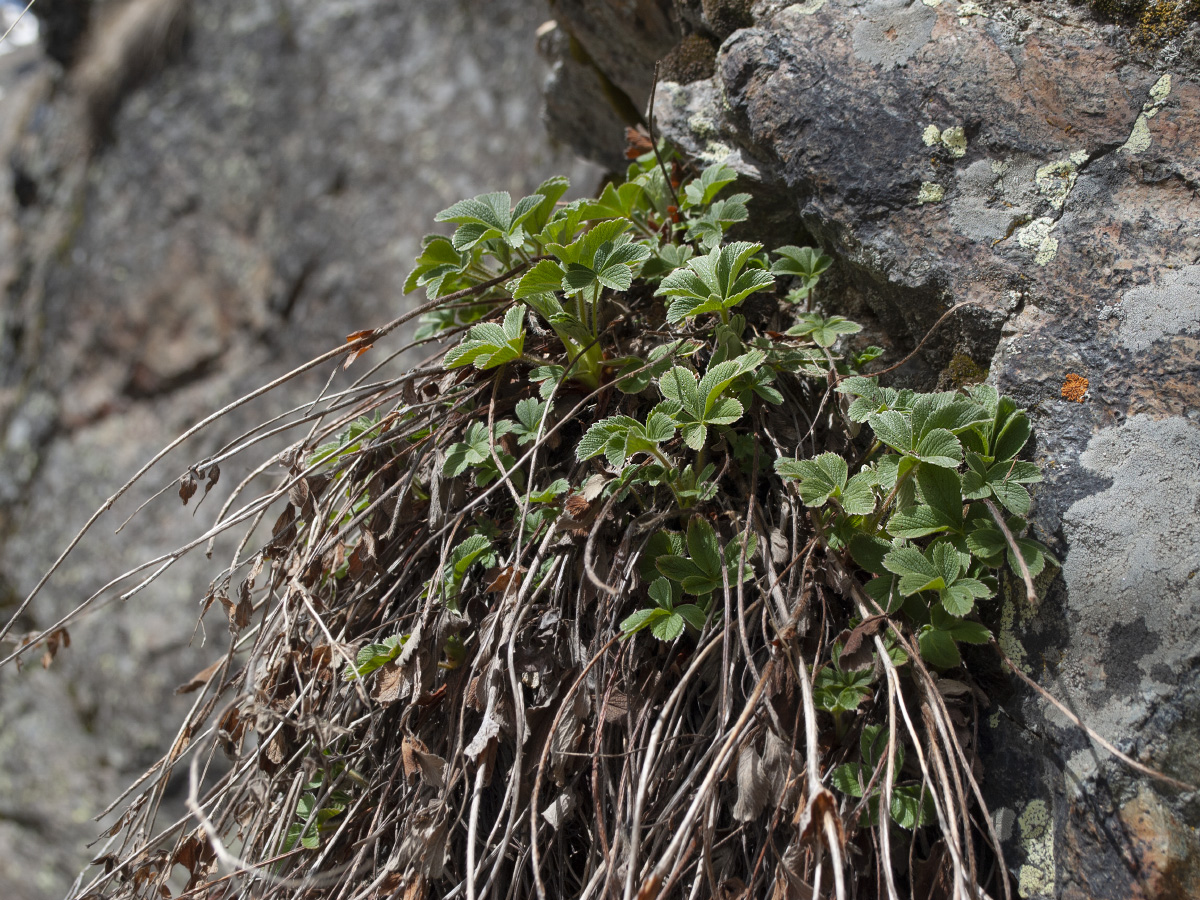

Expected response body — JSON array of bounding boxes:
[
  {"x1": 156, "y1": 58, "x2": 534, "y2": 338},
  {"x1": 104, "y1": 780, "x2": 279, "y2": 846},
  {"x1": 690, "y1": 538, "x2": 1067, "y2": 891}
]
[
  {"x1": 175, "y1": 657, "x2": 224, "y2": 694},
  {"x1": 179, "y1": 472, "x2": 198, "y2": 505}
]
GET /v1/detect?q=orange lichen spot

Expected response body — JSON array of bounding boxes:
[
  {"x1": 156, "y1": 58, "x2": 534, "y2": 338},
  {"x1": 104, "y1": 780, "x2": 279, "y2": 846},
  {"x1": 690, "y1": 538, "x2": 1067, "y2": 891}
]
[{"x1": 1061, "y1": 373, "x2": 1089, "y2": 403}]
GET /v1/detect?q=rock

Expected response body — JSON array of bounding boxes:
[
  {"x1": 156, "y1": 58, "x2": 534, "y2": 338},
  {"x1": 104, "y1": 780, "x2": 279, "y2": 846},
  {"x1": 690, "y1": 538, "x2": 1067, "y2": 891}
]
[
  {"x1": 545, "y1": 0, "x2": 1200, "y2": 896},
  {"x1": 0, "y1": 1, "x2": 597, "y2": 896}
]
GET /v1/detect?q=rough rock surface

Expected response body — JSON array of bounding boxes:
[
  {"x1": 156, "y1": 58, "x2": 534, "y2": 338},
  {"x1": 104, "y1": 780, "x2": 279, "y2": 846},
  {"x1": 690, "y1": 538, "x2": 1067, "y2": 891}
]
[
  {"x1": 544, "y1": 0, "x2": 1200, "y2": 896},
  {"x1": 0, "y1": 1, "x2": 595, "y2": 897}
]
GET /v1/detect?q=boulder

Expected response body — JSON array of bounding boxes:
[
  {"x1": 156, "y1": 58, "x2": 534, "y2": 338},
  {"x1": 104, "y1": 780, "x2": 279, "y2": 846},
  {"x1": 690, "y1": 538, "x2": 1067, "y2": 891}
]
[{"x1": 544, "y1": 0, "x2": 1200, "y2": 896}]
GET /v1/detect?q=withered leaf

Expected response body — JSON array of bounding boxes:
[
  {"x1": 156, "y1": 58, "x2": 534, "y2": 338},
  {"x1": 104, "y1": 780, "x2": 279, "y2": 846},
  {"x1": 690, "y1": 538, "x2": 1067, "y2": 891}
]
[
  {"x1": 204, "y1": 464, "x2": 220, "y2": 494},
  {"x1": 733, "y1": 743, "x2": 769, "y2": 822},
  {"x1": 179, "y1": 472, "x2": 198, "y2": 505},
  {"x1": 288, "y1": 477, "x2": 310, "y2": 511},
  {"x1": 563, "y1": 494, "x2": 589, "y2": 518},
  {"x1": 839, "y1": 616, "x2": 886, "y2": 670},
  {"x1": 602, "y1": 689, "x2": 630, "y2": 724},
  {"x1": 344, "y1": 329, "x2": 376, "y2": 368},
  {"x1": 232, "y1": 581, "x2": 253, "y2": 631},
  {"x1": 91, "y1": 853, "x2": 120, "y2": 874},
  {"x1": 175, "y1": 657, "x2": 224, "y2": 695},
  {"x1": 372, "y1": 660, "x2": 404, "y2": 705},
  {"x1": 484, "y1": 565, "x2": 523, "y2": 594},
  {"x1": 401, "y1": 736, "x2": 446, "y2": 789},
  {"x1": 41, "y1": 627, "x2": 70, "y2": 669},
  {"x1": 263, "y1": 731, "x2": 288, "y2": 766},
  {"x1": 271, "y1": 504, "x2": 296, "y2": 539},
  {"x1": 797, "y1": 786, "x2": 843, "y2": 850}
]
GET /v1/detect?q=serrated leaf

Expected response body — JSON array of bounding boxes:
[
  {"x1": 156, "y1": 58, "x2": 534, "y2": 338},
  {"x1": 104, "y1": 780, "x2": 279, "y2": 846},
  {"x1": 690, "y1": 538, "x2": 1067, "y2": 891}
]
[
  {"x1": 657, "y1": 554, "x2": 704, "y2": 584},
  {"x1": 832, "y1": 763, "x2": 865, "y2": 798},
  {"x1": 621, "y1": 607, "x2": 666, "y2": 638},
  {"x1": 841, "y1": 472, "x2": 877, "y2": 515},
  {"x1": 869, "y1": 411, "x2": 913, "y2": 453},
  {"x1": 913, "y1": 428, "x2": 962, "y2": 467},
  {"x1": 687, "y1": 517, "x2": 723, "y2": 578},
  {"x1": 515, "y1": 259, "x2": 567, "y2": 298},
  {"x1": 918, "y1": 626, "x2": 961, "y2": 668},
  {"x1": 676, "y1": 604, "x2": 709, "y2": 631},
  {"x1": 650, "y1": 612, "x2": 685, "y2": 642},
  {"x1": 683, "y1": 161, "x2": 738, "y2": 207},
  {"x1": 949, "y1": 619, "x2": 992, "y2": 644},
  {"x1": 849, "y1": 534, "x2": 893, "y2": 575}
]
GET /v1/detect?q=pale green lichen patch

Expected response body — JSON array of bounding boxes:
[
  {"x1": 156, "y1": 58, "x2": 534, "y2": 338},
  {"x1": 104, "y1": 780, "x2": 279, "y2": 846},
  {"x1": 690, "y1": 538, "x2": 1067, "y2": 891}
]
[
  {"x1": 1120, "y1": 72, "x2": 1173, "y2": 155},
  {"x1": 1149, "y1": 72, "x2": 1172, "y2": 102},
  {"x1": 922, "y1": 0, "x2": 942, "y2": 6},
  {"x1": 918, "y1": 181, "x2": 945, "y2": 204},
  {"x1": 923, "y1": 123, "x2": 942, "y2": 146},
  {"x1": 698, "y1": 140, "x2": 736, "y2": 165},
  {"x1": 1018, "y1": 800, "x2": 1055, "y2": 899},
  {"x1": 1035, "y1": 158, "x2": 1080, "y2": 210},
  {"x1": 1121, "y1": 114, "x2": 1154, "y2": 154},
  {"x1": 784, "y1": 0, "x2": 827, "y2": 15},
  {"x1": 1016, "y1": 217, "x2": 1059, "y2": 266},
  {"x1": 958, "y1": 1, "x2": 986, "y2": 18},
  {"x1": 941, "y1": 125, "x2": 967, "y2": 157},
  {"x1": 688, "y1": 113, "x2": 717, "y2": 140},
  {"x1": 999, "y1": 597, "x2": 1033, "y2": 675}
]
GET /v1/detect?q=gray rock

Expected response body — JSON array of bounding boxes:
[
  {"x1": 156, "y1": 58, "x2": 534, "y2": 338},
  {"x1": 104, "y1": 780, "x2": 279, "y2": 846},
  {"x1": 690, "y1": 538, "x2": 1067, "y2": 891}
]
[{"x1": 0, "y1": 1, "x2": 597, "y2": 897}]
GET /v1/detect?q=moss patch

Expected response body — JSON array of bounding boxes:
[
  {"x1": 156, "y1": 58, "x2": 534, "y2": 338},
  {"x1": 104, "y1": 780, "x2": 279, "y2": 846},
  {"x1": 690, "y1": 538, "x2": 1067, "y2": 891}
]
[
  {"x1": 702, "y1": 0, "x2": 755, "y2": 39},
  {"x1": 660, "y1": 34, "x2": 719, "y2": 85},
  {"x1": 938, "y1": 353, "x2": 989, "y2": 390},
  {"x1": 1087, "y1": 0, "x2": 1199, "y2": 46}
]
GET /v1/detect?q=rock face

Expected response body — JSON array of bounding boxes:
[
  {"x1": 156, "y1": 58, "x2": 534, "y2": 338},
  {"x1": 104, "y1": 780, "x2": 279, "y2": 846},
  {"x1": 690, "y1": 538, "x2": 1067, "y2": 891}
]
[
  {"x1": 545, "y1": 1, "x2": 1200, "y2": 897},
  {"x1": 0, "y1": 1, "x2": 594, "y2": 896}
]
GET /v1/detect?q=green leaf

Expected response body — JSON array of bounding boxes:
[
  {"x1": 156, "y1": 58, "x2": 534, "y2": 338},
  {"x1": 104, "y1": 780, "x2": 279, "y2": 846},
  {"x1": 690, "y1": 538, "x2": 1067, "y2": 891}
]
[
  {"x1": 675, "y1": 604, "x2": 709, "y2": 631},
  {"x1": 658, "y1": 366, "x2": 701, "y2": 411},
  {"x1": 832, "y1": 763, "x2": 865, "y2": 798},
  {"x1": 514, "y1": 259, "x2": 567, "y2": 298},
  {"x1": 650, "y1": 612, "x2": 686, "y2": 642},
  {"x1": 849, "y1": 534, "x2": 893, "y2": 575},
  {"x1": 771, "y1": 245, "x2": 832, "y2": 281},
  {"x1": 917, "y1": 464, "x2": 964, "y2": 529},
  {"x1": 918, "y1": 626, "x2": 961, "y2": 668},
  {"x1": 890, "y1": 784, "x2": 935, "y2": 829},
  {"x1": 993, "y1": 408, "x2": 1033, "y2": 462},
  {"x1": 949, "y1": 619, "x2": 992, "y2": 644},
  {"x1": 776, "y1": 452, "x2": 849, "y2": 508},
  {"x1": 869, "y1": 411, "x2": 913, "y2": 453},
  {"x1": 657, "y1": 554, "x2": 705, "y2": 584},
  {"x1": 657, "y1": 242, "x2": 775, "y2": 324},
  {"x1": 525, "y1": 175, "x2": 570, "y2": 235},
  {"x1": 686, "y1": 517, "x2": 723, "y2": 578},
  {"x1": 621, "y1": 607, "x2": 668, "y2": 638},
  {"x1": 913, "y1": 428, "x2": 962, "y2": 468},
  {"x1": 580, "y1": 180, "x2": 646, "y2": 220},
  {"x1": 435, "y1": 191, "x2": 533, "y2": 250},
  {"x1": 648, "y1": 577, "x2": 677, "y2": 610},
  {"x1": 640, "y1": 530, "x2": 684, "y2": 581},
  {"x1": 787, "y1": 313, "x2": 862, "y2": 348},
  {"x1": 683, "y1": 161, "x2": 738, "y2": 208},
  {"x1": 444, "y1": 307, "x2": 526, "y2": 371}
]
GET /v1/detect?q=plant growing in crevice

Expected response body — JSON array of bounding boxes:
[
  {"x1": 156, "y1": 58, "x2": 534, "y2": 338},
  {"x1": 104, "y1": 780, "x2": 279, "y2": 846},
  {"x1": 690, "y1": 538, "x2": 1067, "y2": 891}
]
[{"x1": 14, "y1": 142, "x2": 1096, "y2": 900}]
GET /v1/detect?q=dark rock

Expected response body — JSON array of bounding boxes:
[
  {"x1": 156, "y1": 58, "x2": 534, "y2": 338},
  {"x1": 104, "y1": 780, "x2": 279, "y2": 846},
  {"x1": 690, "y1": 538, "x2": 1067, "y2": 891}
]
[{"x1": 550, "y1": 0, "x2": 1200, "y2": 895}]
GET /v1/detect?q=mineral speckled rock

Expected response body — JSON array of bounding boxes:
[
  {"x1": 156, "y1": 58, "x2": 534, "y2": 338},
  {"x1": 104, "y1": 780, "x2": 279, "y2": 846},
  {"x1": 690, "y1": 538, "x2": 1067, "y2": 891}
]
[{"x1": 548, "y1": 0, "x2": 1200, "y2": 896}]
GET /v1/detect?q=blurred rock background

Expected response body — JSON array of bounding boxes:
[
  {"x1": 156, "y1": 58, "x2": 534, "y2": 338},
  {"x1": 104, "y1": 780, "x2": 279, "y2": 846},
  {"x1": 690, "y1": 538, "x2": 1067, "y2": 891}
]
[{"x1": 0, "y1": 1, "x2": 598, "y2": 896}]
